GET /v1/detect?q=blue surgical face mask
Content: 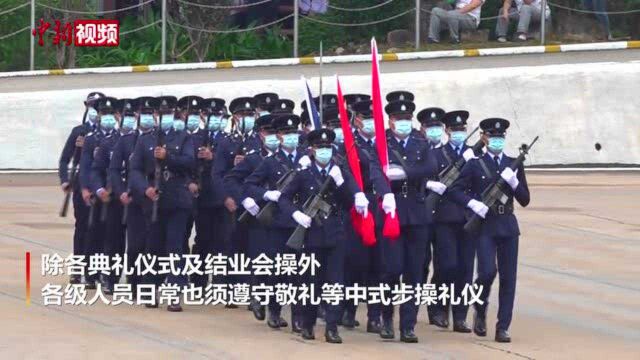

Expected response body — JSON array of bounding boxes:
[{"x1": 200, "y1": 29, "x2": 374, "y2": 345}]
[
  {"x1": 122, "y1": 116, "x2": 137, "y2": 132},
  {"x1": 100, "y1": 114, "x2": 116, "y2": 131},
  {"x1": 394, "y1": 120, "x2": 413, "y2": 137},
  {"x1": 160, "y1": 114, "x2": 174, "y2": 131},
  {"x1": 242, "y1": 116, "x2": 255, "y2": 132},
  {"x1": 449, "y1": 131, "x2": 466, "y2": 147},
  {"x1": 139, "y1": 114, "x2": 155, "y2": 130},
  {"x1": 315, "y1": 147, "x2": 333, "y2": 166},
  {"x1": 361, "y1": 119, "x2": 375, "y2": 136},
  {"x1": 426, "y1": 126, "x2": 443, "y2": 143},
  {"x1": 282, "y1": 133, "x2": 299, "y2": 149},
  {"x1": 333, "y1": 128, "x2": 344, "y2": 144},
  {"x1": 208, "y1": 115, "x2": 222, "y2": 131},
  {"x1": 259, "y1": 111, "x2": 270, "y2": 117},
  {"x1": 264, "y1": 134, "x2": 279, "y2": 151},
  {"x1": 187, "y1": 114, "x2": 200, "y2": 132},
  {"x1": 173, "y1": 119, "x2": 185, "y2": 132},
  {"x1": 87, "y1": 107, "x2": 98, "y2": 122},
  {"x1": 487, "y1": 137, "x2": 505, "y2": 153},
  {"x1": 220, "y1": 118, "x2": 229, "y2": 132}
]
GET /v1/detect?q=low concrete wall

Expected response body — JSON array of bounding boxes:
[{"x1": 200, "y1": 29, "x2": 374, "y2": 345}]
[{"x1": 0, "y1": 60, "x2": 637, "y2": 169}]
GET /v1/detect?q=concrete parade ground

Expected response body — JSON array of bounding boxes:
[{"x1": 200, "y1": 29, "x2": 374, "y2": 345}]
[{"x1": 0, "y1": 171, "x2": 638, "y2": 359}]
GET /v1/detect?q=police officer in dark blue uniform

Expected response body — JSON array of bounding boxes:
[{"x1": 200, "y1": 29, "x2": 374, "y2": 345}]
[
  {"x1": 244, "y1": 113, "x2": 306, "y2": 332},
  {"x1": 80, "y1": 96, "x2": 119, "y2": 289},
  {"x1": 130, "y1": 95, "x2": 196, "y2": 312},
  {"x1": 270, "y1": 99, "x2": 295, "y2": 115},
  {"x1": 187, "y1": 97, "x2": 227, "y2": 288},
  {"x1": 109, "y1": 97, "x2": 157, "y2": 293},
  {"x1": 90, "y1": 98, "x2": 134, "y2": 294},
  {"x1": 278, "y1": 128, "x2": 360, "y2": 344},
  {"x1": 384, "y1": 91, "x2": 421, "y2": 139},
  {"x1": 212, "y1": 97, "x2": 262, "y2": 308},
  {"x1": 449, "y1": 117, "x2": 530, "y2": 343},
  {"x1": 416, "y1": 106, "x2": 447, "y2": 327},
  {"x1": 426, "y1": 110, "x2": 478, "y2": 333},
  {"x1": 224, "y1": 113, "x2": 278, "y2": 316},
  {"x1": 59, "y1": 91, "x2": 104, "y2": 285},
  {"x1": 254, "y1": 92, "x2": 279, "y2": 117},
  {"x1": 380, "y1": 100, "x2": 438, "y2": 343}
]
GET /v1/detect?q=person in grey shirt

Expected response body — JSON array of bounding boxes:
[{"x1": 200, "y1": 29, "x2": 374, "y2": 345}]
[
  {"x1": 427, "y1": 0, "x2": 485, "y2": 44},
  {"x1": 495, "y1": 0, "x2": 551, "y2": 42}
]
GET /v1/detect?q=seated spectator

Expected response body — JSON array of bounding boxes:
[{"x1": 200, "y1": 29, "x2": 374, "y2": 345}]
[
  {"x1": 300, "y1": 0, "x2": 329, "y2": 16},
  {"x1": 427, "y1": 0, "x2": 485, "y2": 44},
  {"x1": 495, "y1": 0, "x2": 551, "y2": 42}
]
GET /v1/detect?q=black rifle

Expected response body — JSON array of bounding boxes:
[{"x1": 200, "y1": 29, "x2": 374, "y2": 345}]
[
  {"x1": 285, "y1": 172, "x2": 333, "y2": 251},
  {"x1": 194, "y1": 116, "x2": 212, "y2": 201},
  {"x1": 60, "y1": 129, "x2": 86, "y2": 217},
  {"x1": 464, "y1": 136, "x2": 539, "y2": 234},
  {"x1": 424, "y1": 127, "x2": 482, "y2": 214},
  {"x1": 254, "y1": 167, "x2": 297, "y2": 226},
  {"x1": 121, "y1": 132, "x2": 139, "y2": 225},
  {"x1": 151, "y1": 129, "x2": 165, "y2": 223}
]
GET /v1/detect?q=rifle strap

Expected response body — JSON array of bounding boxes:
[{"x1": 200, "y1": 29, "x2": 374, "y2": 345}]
[
  {"x1": 441, "y1": 146, "x2": 453, "y2": 167},
  {"x1": 390, "y1": 149, "x2": 409, "y2": 169},
  {"x1": 478, "y1": 157, "x2": 494, "y2": 180}
]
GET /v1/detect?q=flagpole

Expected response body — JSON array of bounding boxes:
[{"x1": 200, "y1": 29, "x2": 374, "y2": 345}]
[{"x1": 319, "y1": 41, "x2": 323, "y2": 125}]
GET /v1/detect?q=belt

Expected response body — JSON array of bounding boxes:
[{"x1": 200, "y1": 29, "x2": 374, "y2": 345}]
[
  {"x1": 161, "y1": 169, "x2": 186, "y2": 181},
  {"x1": 390, "y1": 181, "x2": 420, "y2": 196},
  {"x1": 490, "y1": 203, "x2": 514, "y2": 215}
]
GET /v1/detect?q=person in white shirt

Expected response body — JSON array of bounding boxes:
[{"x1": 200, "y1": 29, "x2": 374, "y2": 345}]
[
  {"x1": 428, "y1": 0, "x2": 485, "y2": 44},
  {"x1": 495, "y1": 0, "x2": 551, "y2": 42}
]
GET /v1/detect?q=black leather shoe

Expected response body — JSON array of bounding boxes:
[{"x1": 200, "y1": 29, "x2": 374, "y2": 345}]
[
  {"x1": 325, "y1": 329, "x2": 342, "y2": 344},
  {"x1": 432, "y1": 313, "x2": 449, "y2": 329},
  {"x1": 145, "y1": 302, "x2": 158, "y2": 309},
  {"x1": 103, "y1": 283, "x2": 114, "y2": 295},
  {"x1": 277, "y1": 317, "x2": 288, "y2": 328},
  {"x1": 292, "y1": 319, "x2": 302, "y2": 334},
  {"x1": 366, "y1": 320, "x2": 382, "y2": 334},
  {"x1": 379, "y1": 318, "x2": 395, "y2": 339},
  {"x1": 167, "y1": 302, "x2": 183, "y2": 312},
  {"x1": 495, "y1": 329, "x2": 511, "y2": 343},
  {"x1": 251, "y1": 300, "x2": 265, "y2": 321},
  {"x1": 473, "y1": 311, "x2": 487, "y2": 337},
  {"x1": 453, "y1": 320, "x2": 472, "y2": 333},
  {"x1": 69, "y1": 275, "x2": 81, "y2": 284},
  {"x1": 317, "y1": 307, "x2": 325, "y2": 320},
  {"x1": 341, "y1": 312, "x2": 358, "y2": 329},
  {"x1": 301, "y1": 328, "x2": 315, "y2": 340},
  {"x1": 400, "y1": 329, "x2": 419, "y2": 343},
  {"x1": 84, "y1": 280, "x2": 96, "y2": 290},
  {"x1": 225, "y1": 303, "x2": 238, "y2": 309},
  {"x1": 267, "y1": 314, "x2": 281, "y2": 329}
]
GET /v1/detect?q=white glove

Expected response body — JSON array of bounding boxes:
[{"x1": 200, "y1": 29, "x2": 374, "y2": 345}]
[
  {"x1": 354, "y1": 192, "x2": 369, "y2": 217},
  {"x1": 328, "y1": 165, "x2": 344, "y2": 187},
  {"x1": 263, "y1": 190, "x2": 281, "y2": 202},
  {"x1": 426, "y1": 180, "x2": 447, "y2": 195},
  {"x1": 292, "y1": 210, "x2": 312, "y2": 228},
  {"x1": 462, "y1": 148, "x2": 476, "y2": 162},
  {"x1": 382, "y1": 193, "x2": 396, "y2": 216},
  {"x1": 241, "y1": 197, "x2": 260, "y2": 216},
  {"x1": 298, "y1": 155, "x2": 311, "y2": 169},
  {"x1": 467, "y1": 199, "x2": 489, "y2": 219},
  {"x1": 385, "y1": 165, "x2": 407, "y2": 181},
  {"x1": 501, "y1": 168, "x2": 520, "y2": 190}
]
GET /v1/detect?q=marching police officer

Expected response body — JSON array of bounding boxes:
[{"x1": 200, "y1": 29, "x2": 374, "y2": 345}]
[
  {"x1": 278, "y1": 128, "x2": 360, "y2": 344},
  {"x1": 109, "y1": 97, "x2": 156, "y2": 293},
  {"x1": 59, "y1": 91, "x2": 104, "y2": 285},
  {"x1": 380, "y1": 100, "x2": 438, "y2": 343},
  {"x1": 79, "y1": 96, "x2": 119, "y2": 289},
  {"x1": 130, "y1": 95, "x2": 196, "y2": 312},
  {"x1": 426, "y1": 110, "x2": 478, "y2": 332},
  {"x1": 416, "y1": 106, "x2": 446, "y2": 327},
  {"x1": 244, "y1": 114, "x2": 306, "y2": 332},
  {"x1": 187, "y1": 98, "x2": 227, "y2": 288},
  {"x1": 449, "y1": 117, "x2": 530, "y2": 343},
  {"x1": 90, "y1": 98, "x2": 133, "y2": 294}
]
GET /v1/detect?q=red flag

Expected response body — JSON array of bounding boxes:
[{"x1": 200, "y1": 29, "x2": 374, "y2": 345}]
[
  {"x1": 336, "y1": 76, "x2": 376, "y2": 246},
  {"x1": 370, "y1": 38, "x2": 400, "y2": 240}
]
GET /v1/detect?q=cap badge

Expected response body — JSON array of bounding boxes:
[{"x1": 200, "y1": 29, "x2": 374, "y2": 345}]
[
  {"x1": 287, "y1": 119, "x2": 292, "y2": 126},
  {"x1": 399, "y1": 94, "x2": 405, "y2": 100},
  {"x1": 106, "y1": 100, "x2": 111, "y2": 107},
  {"x1": 321, "y1": 133, "x2": 327, "y2": 140},
  {"x1": 456, "y1": 116, "x2": 461, "y2": 123},
  {"x1": 266, "y1": 97, "x2": 271, "y2": 103},
  {"x1": 495, "y1": 122, "x2": 501, "y2": 129},
  {"x1": 281, "y1": 103, "x2": 286, "y2": 109},
  {"x1": 162, "y1": 100, "x2": 167, "y2": 106},
  {"x1": 192, "y1": 99, "x2": 197, "y2": 106},
  {"x1": 431, "y1": 113, "x2": 436, "y2": 119},
  {"x1": 245, "y1": 102, "x2": 250, "y2": 108},
  {"x1": 401, "y1": 104, "x2": 406, "y2": 111}
]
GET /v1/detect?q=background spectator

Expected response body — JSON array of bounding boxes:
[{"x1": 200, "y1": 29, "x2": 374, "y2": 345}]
[
  {"x1": 582, "y1": 0, "x2": 613, "y2": 40},
  {"x1": 495, "y1": 0, "x2": 551, "y2": 42},
  {"x1": 427, "y1": 0, "x2": 485, "y2": 44}
]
